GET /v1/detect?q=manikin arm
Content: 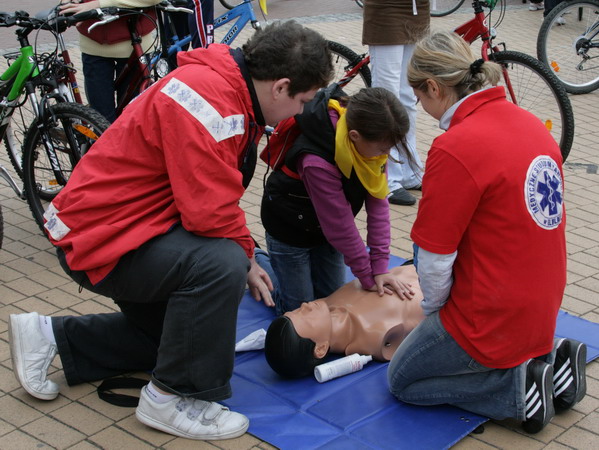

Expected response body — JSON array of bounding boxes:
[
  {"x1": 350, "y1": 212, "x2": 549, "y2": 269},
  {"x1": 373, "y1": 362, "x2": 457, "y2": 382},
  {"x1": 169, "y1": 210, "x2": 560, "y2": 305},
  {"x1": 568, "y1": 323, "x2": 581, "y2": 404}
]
[{"x1": 413, "y1": 244, "x2": 456, "y2": 315}]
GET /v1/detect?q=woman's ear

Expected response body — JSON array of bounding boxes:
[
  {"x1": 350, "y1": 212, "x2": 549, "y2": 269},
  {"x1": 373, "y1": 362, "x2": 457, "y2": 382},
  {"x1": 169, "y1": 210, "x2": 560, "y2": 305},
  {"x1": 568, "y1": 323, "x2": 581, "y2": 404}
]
[
  {"x1": 313, "y1": 342, "x2": 329, "y2": 359},
  {"x1": 426, "y1": 78, "x2": 446, "y2": 100}
]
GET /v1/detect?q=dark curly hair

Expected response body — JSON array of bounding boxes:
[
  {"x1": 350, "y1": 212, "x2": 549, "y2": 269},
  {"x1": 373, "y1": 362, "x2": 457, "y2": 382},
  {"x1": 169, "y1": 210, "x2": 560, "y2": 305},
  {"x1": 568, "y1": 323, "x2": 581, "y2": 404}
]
[
  {"x1": 264, "y1": 315, "x2": 325, "y2": 378},
  {"x1": 242, "y1": 20, "x2": 333, "y2": 96}
]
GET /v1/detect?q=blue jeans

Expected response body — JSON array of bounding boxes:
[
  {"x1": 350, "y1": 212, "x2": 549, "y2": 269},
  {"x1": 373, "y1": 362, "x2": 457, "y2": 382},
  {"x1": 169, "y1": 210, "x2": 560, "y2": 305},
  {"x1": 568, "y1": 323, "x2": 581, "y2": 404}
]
[
  {"x1": 265, "y1": 233, "x2": 346, "y2": 315},
  {"x1": 53, "y1": 225, "x2": 249, "y2": 401},
  {"x1": 387, "y1": 312, "x2": 528, "y2": 421},
  {"x1": 82, "y1": 53, "x2": 134, "y2": 123}
]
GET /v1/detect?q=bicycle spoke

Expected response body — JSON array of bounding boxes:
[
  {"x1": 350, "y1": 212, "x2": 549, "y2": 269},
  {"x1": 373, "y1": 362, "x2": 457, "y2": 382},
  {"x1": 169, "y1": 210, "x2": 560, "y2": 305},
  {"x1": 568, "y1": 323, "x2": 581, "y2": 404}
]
[{"x1": 538, "y1": 0, "x2": 599, "y2": 93}]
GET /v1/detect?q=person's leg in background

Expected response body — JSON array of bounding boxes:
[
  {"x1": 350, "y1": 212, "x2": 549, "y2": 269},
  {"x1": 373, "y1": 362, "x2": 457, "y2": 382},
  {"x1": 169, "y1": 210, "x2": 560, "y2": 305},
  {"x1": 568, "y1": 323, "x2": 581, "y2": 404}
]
[
  {"x1": 189, "y1": 0, "x2": 215, "y2": 48},
  {"x1": 369, "y1": 44, "x2": 422, "y2": 206},
  {"x1": 82, "y1": 54, "x2": 127, "y2": 123}
]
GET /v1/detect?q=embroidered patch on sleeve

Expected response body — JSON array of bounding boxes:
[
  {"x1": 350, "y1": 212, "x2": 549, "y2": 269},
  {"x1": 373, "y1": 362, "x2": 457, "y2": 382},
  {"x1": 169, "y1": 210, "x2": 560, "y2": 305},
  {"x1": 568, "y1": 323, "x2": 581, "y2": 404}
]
[
  {"x1": 160, "y1": 78, "x2": 245, "y2": 143},
  {"x1": 524, "y1": 155, "x2": 564, "y2": 230},
  {"x1": 43, "y1": 202, "x2": 71, "y2": 241}
]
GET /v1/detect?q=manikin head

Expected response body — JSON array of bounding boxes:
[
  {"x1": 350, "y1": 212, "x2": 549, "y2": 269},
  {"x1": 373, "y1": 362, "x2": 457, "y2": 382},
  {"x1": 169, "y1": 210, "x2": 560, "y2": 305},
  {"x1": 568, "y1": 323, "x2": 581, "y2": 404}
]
[{"x1": 264, "y1": 264, "x2": 424, "y2": 378}]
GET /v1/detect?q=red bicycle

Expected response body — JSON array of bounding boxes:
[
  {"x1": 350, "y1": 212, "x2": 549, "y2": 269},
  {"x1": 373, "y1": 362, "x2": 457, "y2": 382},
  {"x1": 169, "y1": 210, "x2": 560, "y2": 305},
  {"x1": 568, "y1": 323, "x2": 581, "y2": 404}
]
[{"x1": 332, "y1": 0, "x2": 575, "y2": 161}]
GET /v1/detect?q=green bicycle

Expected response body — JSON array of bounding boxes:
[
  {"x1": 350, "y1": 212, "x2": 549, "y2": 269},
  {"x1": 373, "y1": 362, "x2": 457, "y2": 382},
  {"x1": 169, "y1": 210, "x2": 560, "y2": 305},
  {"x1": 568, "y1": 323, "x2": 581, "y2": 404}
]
[{"x1": 0, "y1": 10, "x2": 110, "y2": 231}]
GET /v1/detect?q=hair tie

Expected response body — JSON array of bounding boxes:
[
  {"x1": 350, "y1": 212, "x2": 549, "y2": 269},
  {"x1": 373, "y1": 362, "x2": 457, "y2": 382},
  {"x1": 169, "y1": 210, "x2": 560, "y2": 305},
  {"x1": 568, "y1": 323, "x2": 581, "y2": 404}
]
[{"x1": 470, "y1": 59, "x2": 484, "y2": 76}]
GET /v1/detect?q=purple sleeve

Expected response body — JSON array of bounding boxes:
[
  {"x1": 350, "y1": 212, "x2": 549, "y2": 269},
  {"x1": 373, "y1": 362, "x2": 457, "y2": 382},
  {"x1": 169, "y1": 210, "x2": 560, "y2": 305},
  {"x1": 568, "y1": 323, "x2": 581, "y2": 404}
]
[
  {"x1": 365, "y1": 194, "x2": 391, "y2": 275},
  {"x1": 297, "y1": 154, "x2": 377, "y2": 289}
]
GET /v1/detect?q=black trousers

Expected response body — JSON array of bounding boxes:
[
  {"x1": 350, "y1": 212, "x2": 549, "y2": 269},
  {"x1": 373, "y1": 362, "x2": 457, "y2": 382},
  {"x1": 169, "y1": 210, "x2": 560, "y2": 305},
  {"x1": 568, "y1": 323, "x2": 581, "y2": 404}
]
[{"x1": 53, "y1": 225, "x2": 249, "y2": 401}]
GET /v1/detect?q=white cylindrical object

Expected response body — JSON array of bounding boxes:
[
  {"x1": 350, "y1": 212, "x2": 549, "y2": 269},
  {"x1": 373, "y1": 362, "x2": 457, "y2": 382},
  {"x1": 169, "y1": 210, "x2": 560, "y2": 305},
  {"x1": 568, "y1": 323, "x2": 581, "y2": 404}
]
[{"x1": 314, "y1": 353, "x2": 373, "y2": 383}]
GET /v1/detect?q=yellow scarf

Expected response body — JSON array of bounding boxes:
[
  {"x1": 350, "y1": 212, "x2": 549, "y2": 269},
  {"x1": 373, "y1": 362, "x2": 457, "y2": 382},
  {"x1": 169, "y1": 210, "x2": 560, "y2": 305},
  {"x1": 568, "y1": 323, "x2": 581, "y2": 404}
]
[{"x1": 329, "y1": 100, "x2": 389, "y2": 199}]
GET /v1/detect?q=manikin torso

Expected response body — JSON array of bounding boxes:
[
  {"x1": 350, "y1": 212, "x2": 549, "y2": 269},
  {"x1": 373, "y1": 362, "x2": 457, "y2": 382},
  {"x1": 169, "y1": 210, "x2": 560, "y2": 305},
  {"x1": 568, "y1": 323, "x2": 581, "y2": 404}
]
[{"x1": 288, "y1": 265, "x2": 425, "y2": 361}]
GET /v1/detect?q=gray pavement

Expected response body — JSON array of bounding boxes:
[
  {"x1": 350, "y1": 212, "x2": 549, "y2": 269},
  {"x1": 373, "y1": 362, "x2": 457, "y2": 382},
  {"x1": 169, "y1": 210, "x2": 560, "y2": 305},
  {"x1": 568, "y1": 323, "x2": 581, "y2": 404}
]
[{"x1": 1, "y1": 1, "x2": 599, "y2": 449}]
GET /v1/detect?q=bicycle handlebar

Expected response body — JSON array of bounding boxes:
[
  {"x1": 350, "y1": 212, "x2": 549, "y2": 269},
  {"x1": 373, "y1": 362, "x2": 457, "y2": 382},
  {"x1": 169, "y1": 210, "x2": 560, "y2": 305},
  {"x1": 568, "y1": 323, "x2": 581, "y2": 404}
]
[
  {"x1": 0, "y1": 9, "x2": 99, "y2": 33},
  {"x1": 0, "y1": 1, "x2": 192, "y2": 33}
]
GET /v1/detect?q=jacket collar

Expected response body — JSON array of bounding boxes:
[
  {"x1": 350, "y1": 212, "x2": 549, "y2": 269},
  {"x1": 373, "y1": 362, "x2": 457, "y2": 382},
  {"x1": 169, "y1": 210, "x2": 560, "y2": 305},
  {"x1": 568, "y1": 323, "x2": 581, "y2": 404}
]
[
  {"x1": 230, "y1": 48, "x2": 266, "y2": 126},
  {"x1": 447, "y1": 86, "x2": 506, "y2": 130}
]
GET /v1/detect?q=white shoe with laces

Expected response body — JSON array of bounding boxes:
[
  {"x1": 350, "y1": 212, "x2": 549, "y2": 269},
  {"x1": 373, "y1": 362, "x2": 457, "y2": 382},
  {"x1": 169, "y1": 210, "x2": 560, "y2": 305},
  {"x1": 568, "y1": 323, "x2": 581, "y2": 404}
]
[
  {"x1": 9, "y1": 312, "x2": 59, "y2": 400},
  {"x1": 136, "y1": 386, "x2": 249, "y2": 440}
]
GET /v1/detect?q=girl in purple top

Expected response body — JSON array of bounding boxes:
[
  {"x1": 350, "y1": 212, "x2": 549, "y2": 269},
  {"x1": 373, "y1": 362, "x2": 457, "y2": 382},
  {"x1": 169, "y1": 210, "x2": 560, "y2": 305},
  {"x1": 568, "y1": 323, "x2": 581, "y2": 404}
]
[{"x1": 260, "y1": 85, "x2": 417, "y2": 315}]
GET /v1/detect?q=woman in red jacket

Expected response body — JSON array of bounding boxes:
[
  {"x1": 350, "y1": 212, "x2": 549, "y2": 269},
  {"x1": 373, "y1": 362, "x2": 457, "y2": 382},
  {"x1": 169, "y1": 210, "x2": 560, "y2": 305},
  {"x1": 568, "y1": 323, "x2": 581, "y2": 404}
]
[{"x1": 387, "y1": 31, "x2": 585, "y2": 435}]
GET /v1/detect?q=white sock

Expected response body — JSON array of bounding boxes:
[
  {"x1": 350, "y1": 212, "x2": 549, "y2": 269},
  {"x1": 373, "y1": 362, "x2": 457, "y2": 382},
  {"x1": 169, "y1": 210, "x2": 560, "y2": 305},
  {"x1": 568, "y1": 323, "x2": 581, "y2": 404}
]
[
  {"x1": 38, "y1": 315, "x2": 56, "y2": 344},
  {"x1": 145, "y1": 382, "x2": 175, "y2": 404}
]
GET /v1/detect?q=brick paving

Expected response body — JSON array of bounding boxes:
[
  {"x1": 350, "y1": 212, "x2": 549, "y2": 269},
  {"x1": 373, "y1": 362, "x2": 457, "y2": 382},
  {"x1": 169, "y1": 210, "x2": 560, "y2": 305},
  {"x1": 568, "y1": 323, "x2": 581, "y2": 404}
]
[{"x1": 1, "y1": 2, "x2": 598, "y2": 449}]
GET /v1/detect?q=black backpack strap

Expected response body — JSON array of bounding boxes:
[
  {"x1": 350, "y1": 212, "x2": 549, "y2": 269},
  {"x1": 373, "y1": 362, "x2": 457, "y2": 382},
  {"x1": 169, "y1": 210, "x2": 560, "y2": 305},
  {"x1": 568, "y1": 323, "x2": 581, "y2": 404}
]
[{"x1": 97, "y1": 377, "x2": 148, "y2": 407}]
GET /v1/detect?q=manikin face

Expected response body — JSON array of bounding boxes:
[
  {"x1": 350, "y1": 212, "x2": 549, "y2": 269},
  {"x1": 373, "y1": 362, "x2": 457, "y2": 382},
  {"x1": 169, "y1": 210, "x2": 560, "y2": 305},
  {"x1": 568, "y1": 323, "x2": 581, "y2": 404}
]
[{"x1": 285, "y1": 300, "x2": 332, "y2": 346}]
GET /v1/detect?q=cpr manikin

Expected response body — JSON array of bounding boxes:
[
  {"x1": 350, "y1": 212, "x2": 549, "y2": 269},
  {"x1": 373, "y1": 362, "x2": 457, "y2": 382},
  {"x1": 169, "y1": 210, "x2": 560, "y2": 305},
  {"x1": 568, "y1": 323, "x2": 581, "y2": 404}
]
[{"x1": 265, "y1": 264, "x2": 425, "y2": 378}]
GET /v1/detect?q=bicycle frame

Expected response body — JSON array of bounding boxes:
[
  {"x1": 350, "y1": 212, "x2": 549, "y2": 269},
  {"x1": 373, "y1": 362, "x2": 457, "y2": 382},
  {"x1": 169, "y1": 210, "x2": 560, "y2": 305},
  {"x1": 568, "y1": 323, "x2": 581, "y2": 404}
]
[
  {"x1": 0, "y1": 46, "x2": 39, "y2": 103},
  {"x1": 55, "y1": 32, "x2": 83, "y2": 104},
  {"x1": 114, "y1": 15, "x2": 154, "y2": 117},
  {"x1": 213, "y1": 0, "x2": 266, "y2": 45},
  {"x1": 116, "y1": 0, "x2": 267, "y2": 116},
  {"x1": 453, "y1": 1, "x2": 519, "y2": 105}
]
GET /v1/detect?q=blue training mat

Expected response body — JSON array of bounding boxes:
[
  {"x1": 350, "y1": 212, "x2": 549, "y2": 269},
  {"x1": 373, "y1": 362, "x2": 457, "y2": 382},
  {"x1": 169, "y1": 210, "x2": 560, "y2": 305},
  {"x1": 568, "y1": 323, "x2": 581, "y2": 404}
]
[{"x1": 223, "y1": 255, "x2": 599, "y2": 449}]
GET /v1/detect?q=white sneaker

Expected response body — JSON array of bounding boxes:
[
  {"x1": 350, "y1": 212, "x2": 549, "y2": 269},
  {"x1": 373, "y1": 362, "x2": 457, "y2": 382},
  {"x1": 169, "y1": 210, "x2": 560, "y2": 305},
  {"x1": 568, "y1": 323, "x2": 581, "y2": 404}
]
[
  {"x1": 9, "y1": 312, "x2": 59, "y2": 400},
  {"x1": 529, "y1": 2, "x2": 544, "y2": 10},
  {"x1": 556, "y1": 16, "x2": 566, "y2": 25},
  {"x1": 136, "y1": 386, "x2": 249, "y2": 440}
]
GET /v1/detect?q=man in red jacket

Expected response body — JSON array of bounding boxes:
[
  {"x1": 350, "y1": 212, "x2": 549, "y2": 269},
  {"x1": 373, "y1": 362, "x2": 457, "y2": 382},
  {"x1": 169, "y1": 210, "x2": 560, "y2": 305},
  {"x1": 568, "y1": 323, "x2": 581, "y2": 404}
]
[{"x1": 9, "y1": 21, "x2": 332, "y2": 441}]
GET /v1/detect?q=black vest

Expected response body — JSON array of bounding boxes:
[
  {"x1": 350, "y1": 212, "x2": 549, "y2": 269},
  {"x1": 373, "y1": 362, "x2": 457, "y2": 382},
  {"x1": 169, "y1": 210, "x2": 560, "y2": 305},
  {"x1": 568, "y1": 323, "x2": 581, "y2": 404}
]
[{"x1": 261, "y1": 84, "x2": 368, "y2": 247}]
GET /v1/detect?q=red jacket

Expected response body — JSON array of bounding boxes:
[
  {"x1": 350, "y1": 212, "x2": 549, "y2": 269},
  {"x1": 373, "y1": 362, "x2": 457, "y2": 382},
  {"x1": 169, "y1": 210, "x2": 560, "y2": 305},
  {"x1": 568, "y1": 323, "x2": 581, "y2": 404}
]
[{"x1": 45, "y1": 45, "x2": 263, "y2": 284}]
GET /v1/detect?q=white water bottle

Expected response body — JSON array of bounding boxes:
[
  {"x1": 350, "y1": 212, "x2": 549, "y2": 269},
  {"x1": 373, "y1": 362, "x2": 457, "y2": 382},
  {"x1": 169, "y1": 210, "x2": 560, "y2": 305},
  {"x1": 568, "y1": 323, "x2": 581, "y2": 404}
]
[{"x1": 314, "y1": 353, "x2": 373, "y2": 383}]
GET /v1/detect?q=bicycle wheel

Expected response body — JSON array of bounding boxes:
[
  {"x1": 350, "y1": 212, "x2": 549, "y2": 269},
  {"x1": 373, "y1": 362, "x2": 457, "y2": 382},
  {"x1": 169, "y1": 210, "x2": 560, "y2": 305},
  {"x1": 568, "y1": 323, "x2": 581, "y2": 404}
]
[
  {"x1": 490, "y1": 50, "x2": 575, "y2": 161},
  {"x1": 22, "y1": 102, "x2": 110, "y2": 231},
  {"x1": 327, "y1": 41, "x2": 372, "y2": 96},
  {"x1": 3, "y1": 92, "x2": 35, "y2": 179},
  {"x1": 218, "y1": 0, "x2": 239, "y2": 9},
  {"x1": 537, "y1": 0, "x2": 599, "y2": 94},
  {"x1": 430, "y1": 0, "x2": 466, "y2": 17}
]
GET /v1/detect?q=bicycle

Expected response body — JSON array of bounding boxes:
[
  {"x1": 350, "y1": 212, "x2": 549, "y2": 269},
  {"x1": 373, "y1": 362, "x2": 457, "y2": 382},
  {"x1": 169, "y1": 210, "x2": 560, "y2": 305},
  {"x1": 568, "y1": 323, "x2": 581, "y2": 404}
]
[
  {"x1": 84, "y1": 0, "x2": 267, "y2": 118},
  {"x1": 0, "y1": 11, "x2": 110, "y2": 231},
  {"x1": 333, "y1": 0, "x2": 575, "y2": 161},
  {"x1": 2, "y1": 7, "x2": 84, "y2": 182},
  {"x1": 537, "y1": 0, "x2": 599, "y2": 94},
  {"x1": 352, "y1": 0, "x2": 468, "y2": 18}
]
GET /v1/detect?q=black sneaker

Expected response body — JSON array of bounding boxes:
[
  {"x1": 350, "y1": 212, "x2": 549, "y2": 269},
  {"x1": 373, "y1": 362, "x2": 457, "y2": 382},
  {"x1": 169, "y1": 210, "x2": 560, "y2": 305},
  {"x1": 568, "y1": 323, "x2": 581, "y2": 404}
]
[
  {"x1": 388, "y1": 188, "x2": 416, "y2": 206},
  {"x1": 553, "y1": 338, "x2": 587, "y2": 413},
  {"x1": 522, "y1": 359, "x2": 554, "y2": 434}
]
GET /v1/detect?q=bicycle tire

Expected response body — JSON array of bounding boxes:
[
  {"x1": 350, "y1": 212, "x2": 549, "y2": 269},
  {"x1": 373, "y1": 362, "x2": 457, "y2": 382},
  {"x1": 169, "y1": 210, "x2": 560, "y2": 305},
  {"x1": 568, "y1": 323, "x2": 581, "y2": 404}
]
[
  {"x1": 430, "y1": 0, "x2": 466, "y2": 17},
  {"x1": 537, "y1": 0, "x2": 599, "y2": 94},
  {"x1": 218, "y1": 0, "x2": 240, "y2": 9},
  {"x1": 327, "y1": 41, "x2": 372, "y2": 95},
  {"x1": 22, "y1": 102, "x2": 110, "y2": 231},
  {"x1": 490, "y1": 50, "x2": 575, "y2": 161},
  {"x1": 3, "y1": 92, "x2": 35, "y2": 180}
]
